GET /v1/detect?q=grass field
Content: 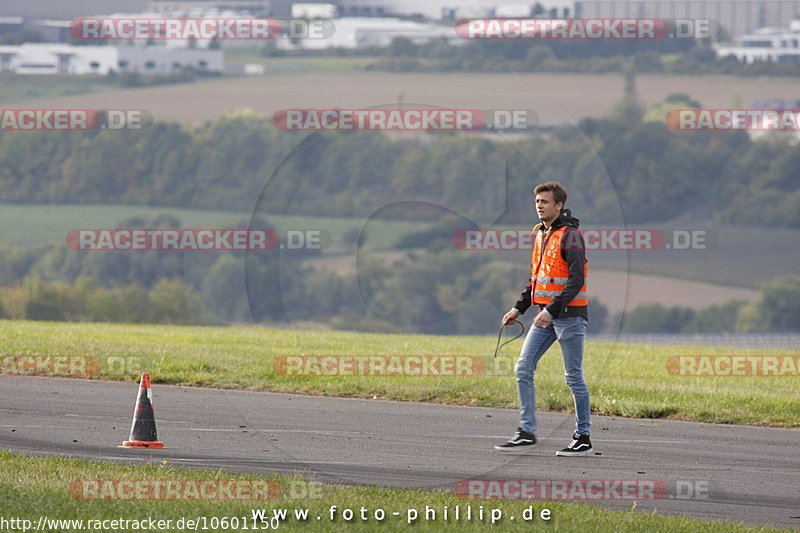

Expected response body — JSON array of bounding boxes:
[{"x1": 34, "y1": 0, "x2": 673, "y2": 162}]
[
  {"x1": 0, "y1": 451, "x2": 787, "y2": 533},
  {"x1": 0, "y1": 203, "x2": 425, "y2": 253},
  {"x1": 0, "y1": 74, "x2": 122, "y2": 104},
  {"x1": 0, "y1": 203, "x2": 782, "y2": 313},
  {"x1": 478, "y1": 223, "x2": 800, "y2": 291},
  {"x1": 7, "y1": 203, "x2": 800, "y2": 288},
  {"x1": 2, "y1": 320, "x2": 798, "y2": 427},
  {"x1": 7, "y1": 73, "x2": 800, "y2": 127},
  {"x1": 8, "y1": 203, "x2": 800, "y2": 287},
  {"x1": 589, "y1": 223, "x2": 800, "y2": 290}
]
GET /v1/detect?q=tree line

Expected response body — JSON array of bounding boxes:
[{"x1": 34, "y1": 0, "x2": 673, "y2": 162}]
[
  {"x1": 1, "y1": 212, "x2": 798, "y2": 333},
  {"x1": 3, "y1": 253, "x2": 799, "y2": 333},
  {"x1": 1, "y1": 108, "x2": 799, "y2": 228},
  {"x1": 618, "y1": 275, "x2": 800, "y2": 333},
  {"x1": 368, "y1": 36, "x2": 800, "y2": 77},
  {"x1": 3, "y1": 106, "x2": 800, "y2": 333}
]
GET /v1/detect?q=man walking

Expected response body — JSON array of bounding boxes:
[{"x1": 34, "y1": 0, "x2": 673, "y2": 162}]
[{"x1": 495, "y1": 181, "x2": 592, "y2": 456}]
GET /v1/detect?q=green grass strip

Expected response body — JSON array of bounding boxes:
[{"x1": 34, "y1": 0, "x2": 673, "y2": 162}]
[
  {"x1": 0, "y1": 451, "x2": 790, "y2": 532},
  {"x1": 2, "y1": 320, "x2": 799, "y2": 427}
]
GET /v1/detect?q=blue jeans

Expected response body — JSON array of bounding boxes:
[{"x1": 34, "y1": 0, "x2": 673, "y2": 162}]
[{"x1": 515, "y1": 315, "x2": 591, "y2": 436}]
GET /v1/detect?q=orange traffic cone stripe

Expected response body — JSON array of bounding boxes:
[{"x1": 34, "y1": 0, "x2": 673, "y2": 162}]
[{"x1": 119, "y1": 372, "x2": 165, "y2": 449}]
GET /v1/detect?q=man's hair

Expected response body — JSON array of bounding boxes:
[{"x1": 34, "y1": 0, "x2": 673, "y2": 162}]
[{"x1": 534, "y1": 181, "x2": 567, "y2": 206}]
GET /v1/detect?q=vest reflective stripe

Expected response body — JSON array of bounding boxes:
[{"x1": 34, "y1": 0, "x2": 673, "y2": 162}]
[
  {"x1": 530, "y1": 225, "x2": 588, "y2": 307},
  {"x1": 534, "y1": 289, "x2": 588, "y2": 300},
  {"x1": 535, "y1": 276, "x2": 570, "y2": 285}
]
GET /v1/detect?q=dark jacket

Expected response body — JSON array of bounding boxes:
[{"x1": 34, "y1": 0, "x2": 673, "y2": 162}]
[{"x1": 513, "y1": 209, "x2": 588, "y2": 320}]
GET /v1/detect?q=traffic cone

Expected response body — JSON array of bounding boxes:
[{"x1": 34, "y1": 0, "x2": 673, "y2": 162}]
[{"x1": 119, "y1": 372, "x2": 164, "y2": 448}]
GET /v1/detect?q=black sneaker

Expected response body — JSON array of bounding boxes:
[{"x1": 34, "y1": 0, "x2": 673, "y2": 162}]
[
  {"x1": 556, "y1": 433, "x2": 592, "y2": 456},
  {"x1": 494, "y1": 428, "x2": 536, "y2": 452}
]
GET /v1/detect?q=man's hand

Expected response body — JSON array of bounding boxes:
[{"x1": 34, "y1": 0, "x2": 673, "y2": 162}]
[
  {"x1": 502, "y1": 308, "x2": 520, "y2": 326},
  {"x1": 533, "y1": 309, "x2": 552, "y2": 328}
]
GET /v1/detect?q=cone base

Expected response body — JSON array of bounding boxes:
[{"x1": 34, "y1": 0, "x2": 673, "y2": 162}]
[{"x1": 119, "y1": 440, "x2": 165, "y2": 449}]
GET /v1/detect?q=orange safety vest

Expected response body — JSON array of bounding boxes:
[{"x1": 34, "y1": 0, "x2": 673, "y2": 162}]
[{"x1": 530, "y1": 224, "x2": 588, "y2": 307}]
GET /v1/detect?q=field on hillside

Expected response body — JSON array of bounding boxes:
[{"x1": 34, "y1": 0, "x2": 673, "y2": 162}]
[
  {"x1": 0, "y1": 74, "x2": 121, "y2": 104},
  {"x1": 2, "y1": 203, "x2": 781, "y2": 311},
  {"x1": 6, "y1": 72, "x2": 800, "y2": 127},
  {"x1": 0, "y1": 203, "x2": 423, "y2": 253},
  {"x1": 3, "y1": 320, "x2": 798, "y2": 426},
  {"x1": 459, "y1": 223, "x2": 800, "y2": 291},
  {"x1": 2, "y1": 203, "x2": 791, "y2": 311}
]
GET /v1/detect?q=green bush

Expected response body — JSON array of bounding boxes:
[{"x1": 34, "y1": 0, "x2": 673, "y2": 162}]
[
  {"x1": 1, "y1": 277, "x2": 203, "y2": 325},
  {"x1": 740, "y1": 275, "x2": 800, "y2": 332},
  {"x1": 620, "y1": 303, "x2": 696, "y2": 333}
]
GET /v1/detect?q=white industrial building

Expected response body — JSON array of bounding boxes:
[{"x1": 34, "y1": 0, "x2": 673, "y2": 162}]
[
  {"x1": 291, "y1": 2, "x2": 339, "y2": 18},
  {"x1": 297, "y1": 0, "x2": 572, "y2": 20},
  {"x1": 3, "y1": 0, "x2": 800, "y2": 39},
  {"x1": 5, "y1": 0, "x2": 799, "y2": 47},
  {"x1": 275, "y1": 16, "x2": 458, "y2": 49},
  {"x1": 149, "y1": 0, "x2": 271, "y2": 15},
  {"x1": 716, "y1": 19, "x2": 800, "y2": 62},
  {"x1": 0, "y1": 43, "x2": 224, "y2": 74},
  {"x1": 291, "y1": 0, "x2": 800, "y2": 38},
  {"x1": 574, "y1": 0, "x2": 800, "y2": 40}
]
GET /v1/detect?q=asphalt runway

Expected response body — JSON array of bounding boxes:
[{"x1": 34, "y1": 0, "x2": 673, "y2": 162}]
[{"x1": 1, "y1": 375, "x2": 798, "y2": 527}]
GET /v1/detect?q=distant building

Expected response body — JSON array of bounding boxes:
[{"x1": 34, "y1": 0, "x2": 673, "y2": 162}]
[
  {"x1": 751, "y1": 97, "x2": 800, "y2": 108},
  {"x1": 0, "y1": 43, "x2": 224, "y2": 74},
  {"x1": 748, "y1": 98, "x2": 800, "y2": 141},
  {"x1": 716, "y1": 19, "x2": 800, "y2": 62},
  {"x1": 31, "y1": 10, "x2": 268, "y2": 49},
  {"x1": 117, "y1": 45, "x2": 225, "y2": 73},
  {"x1": 494, "y1": 4, "x2": 538, "y2": 17},
  {"x1": 149, "y1": 0, "x2": 272, "y2": 16},
  {"x1": 573, "y1": 0, "x2": 800, "y2": 40},
  {"x1": 323, "y1": 0, "x2": 570, "y2": 19},
  {"x1": 276, "y1": 16, "x2": 458, "y2": 49},
  {"x1": 0, "y1": 16, "x2": 25, "y2": 32},
  {"x1": 6, "y1": 0, "x2": 796, "y2": 50},
  {"x1": 326, "y1": 0, "x2": 796, "y2": 38},
  {"x1": 291, "y1": 3, "x2": 339, "y2": 18}
]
